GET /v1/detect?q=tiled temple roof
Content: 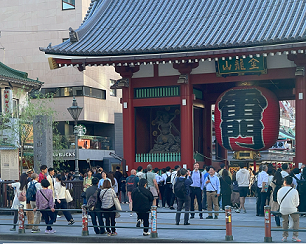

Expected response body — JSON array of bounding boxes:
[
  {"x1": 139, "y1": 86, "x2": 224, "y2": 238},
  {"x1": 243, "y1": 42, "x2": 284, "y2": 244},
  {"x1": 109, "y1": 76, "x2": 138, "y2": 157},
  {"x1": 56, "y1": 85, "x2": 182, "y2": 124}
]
[{"x1": 41, "y1": 0, "x2": 306, "y2": 62}]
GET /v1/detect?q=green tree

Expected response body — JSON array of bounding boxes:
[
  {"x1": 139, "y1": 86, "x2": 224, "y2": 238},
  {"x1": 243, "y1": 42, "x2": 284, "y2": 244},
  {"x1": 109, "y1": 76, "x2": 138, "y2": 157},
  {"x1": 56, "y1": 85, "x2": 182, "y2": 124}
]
[{"x1": 0, "y1": 89, "x2": 66, "y2": 173}]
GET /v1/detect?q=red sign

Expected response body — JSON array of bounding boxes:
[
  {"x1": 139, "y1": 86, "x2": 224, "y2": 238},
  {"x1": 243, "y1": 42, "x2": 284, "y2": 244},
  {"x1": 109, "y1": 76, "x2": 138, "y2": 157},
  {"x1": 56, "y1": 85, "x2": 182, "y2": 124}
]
[
  {"x1": 3, "y1": 88, "x2": 12, "y2": 114},
  {"x1": 215, "y1": 86, "x2": 279, "y2": 151}
]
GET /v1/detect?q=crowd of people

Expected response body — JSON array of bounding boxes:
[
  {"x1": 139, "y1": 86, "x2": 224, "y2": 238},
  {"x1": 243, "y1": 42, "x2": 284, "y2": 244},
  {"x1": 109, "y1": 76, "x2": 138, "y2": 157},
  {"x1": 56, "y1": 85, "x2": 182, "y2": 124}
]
[{"x1": 8, "y1": 162, "x2": 306, "y2": 241}]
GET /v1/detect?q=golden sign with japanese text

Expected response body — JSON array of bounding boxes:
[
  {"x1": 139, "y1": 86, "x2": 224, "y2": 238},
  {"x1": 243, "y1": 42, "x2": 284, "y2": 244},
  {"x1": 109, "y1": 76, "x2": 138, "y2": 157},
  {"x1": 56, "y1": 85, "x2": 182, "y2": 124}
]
[{"x1": 216, "y1": 56, "x2": 267, "y2": 77}]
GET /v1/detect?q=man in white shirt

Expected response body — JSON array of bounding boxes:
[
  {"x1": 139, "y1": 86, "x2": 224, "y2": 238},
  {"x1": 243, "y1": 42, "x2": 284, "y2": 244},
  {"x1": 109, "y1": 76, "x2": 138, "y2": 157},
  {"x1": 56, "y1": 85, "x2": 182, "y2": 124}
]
[
  {"x1": 236, "y1": 162, "x2": 250, "y2": 213},
  {"x1": 277, "y1": 176, "x2": 301, "y2": 242},
  {"x1": 256, "y1": 165, "x2": 268, "y2": 216}
]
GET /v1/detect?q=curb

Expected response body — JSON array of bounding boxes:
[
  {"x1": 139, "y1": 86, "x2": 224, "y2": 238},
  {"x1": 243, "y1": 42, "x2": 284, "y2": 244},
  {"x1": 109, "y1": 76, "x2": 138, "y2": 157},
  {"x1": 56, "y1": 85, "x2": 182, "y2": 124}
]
[{"x1": 0, "y1": 233, "x2": 233, "y2": 243}]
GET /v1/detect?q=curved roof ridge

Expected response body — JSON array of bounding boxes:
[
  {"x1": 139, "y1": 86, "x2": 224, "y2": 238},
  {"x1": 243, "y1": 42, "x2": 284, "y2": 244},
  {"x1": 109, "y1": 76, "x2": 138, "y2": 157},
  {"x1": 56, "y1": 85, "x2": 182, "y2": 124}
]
[{"x1": 42, "y1": 0, "x2": 306, "y2": 56}]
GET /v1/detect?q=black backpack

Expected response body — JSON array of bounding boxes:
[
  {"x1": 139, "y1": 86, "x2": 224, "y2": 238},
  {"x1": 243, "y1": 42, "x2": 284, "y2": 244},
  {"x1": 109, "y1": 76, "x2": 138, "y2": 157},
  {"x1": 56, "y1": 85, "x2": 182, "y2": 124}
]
[
  {"x1": 86, "y1": 189, "x2": 101, "y2": 211},
  {"x1": 298, "y1": 175, "x2": 306, "y2": 194},
  {"x1": 127, "y1": 176, "x2": 137, "y2": 192},
  {"x1": 174, "y1": 178, "x2": 186, "y2": 199},
  {"x1": 166, "y1": 174, "x2": 172, "y2": 184},
  {"x1": 26, "y1": 181, "x2": 37, "y2": 202}
]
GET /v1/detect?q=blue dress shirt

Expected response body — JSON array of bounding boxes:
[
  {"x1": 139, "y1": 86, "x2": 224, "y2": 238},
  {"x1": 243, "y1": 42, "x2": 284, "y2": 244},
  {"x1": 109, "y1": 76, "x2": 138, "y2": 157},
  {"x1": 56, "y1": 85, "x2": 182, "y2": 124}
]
[{"x1": 203, "y1": 175, "x2": 220, "y2": 194}]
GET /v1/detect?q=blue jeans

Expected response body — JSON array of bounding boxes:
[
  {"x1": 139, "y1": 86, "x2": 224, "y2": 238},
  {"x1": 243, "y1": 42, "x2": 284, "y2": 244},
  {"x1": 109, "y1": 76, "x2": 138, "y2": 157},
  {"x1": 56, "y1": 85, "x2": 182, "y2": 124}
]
[{"x1": 41, "y1": 209, "x2": 55, "y2": 230}]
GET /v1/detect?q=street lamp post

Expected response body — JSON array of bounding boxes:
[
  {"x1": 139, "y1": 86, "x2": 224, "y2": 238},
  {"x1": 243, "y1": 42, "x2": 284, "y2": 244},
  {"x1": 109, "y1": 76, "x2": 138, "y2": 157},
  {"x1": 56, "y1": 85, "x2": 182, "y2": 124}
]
[{"x1": 67, "y1": 97, "x2": 83, "y2": 177}]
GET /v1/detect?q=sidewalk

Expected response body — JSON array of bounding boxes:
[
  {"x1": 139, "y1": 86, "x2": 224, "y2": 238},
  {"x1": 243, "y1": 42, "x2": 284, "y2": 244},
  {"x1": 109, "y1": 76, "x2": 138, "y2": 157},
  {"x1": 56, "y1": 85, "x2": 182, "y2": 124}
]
[{"x1": 1, "y1": 197, "x2": 306, "y2": 243}]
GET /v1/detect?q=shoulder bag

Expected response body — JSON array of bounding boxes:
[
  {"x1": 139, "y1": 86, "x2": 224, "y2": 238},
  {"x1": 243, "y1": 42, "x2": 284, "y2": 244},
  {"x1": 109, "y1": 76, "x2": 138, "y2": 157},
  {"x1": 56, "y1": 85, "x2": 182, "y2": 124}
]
[
  {"x1": 65, "y1": 187, "x2": 73, "y2": 203},
  {"x1": 112, "y1": 190, "x2": 121, "y2": 218}
]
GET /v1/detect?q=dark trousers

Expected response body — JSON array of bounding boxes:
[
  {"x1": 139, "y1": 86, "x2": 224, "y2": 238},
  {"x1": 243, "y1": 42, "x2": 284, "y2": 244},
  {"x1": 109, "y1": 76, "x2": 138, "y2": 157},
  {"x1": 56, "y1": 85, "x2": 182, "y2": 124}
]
[
  {"x1": 160, "y1": 185, "x2": 166, "y2": 207},
  {"x1": 164, "y1": 184, "x2": 172, "y2": 207},
  {"x1": 55, "y1": 199, "x2": 73, "y2": 222},
  {"x1": 102, "y1": 205, "x2": 116, "y2": 233},
  {"x1": 256, "y1": 188, "x2": 267, "y2": 216},
  {"x1": 137, "y1": 212, "x2": 150, "y2": 233},
  {"x1": 260, "y1": 191, "x2": 268, "y2": 216},
  {"x1": 256, "y1": 187, "x2": 261, "y2": 215},
  {"x1": 170, "y1": 191, "x2": 176, "y2": 207},
  {"x1": 202, "y1": 187, "x2": 207, "y2": 209},
  {"x1": 13, "y1": 209, "x2": 18, "y2": 226},
  {"x1": 221, "y1": 194, "x2": 231, "y2": 210},
  {"x1": 89, "y1": 211, "x2": 105, "y2": 234},
  {"x1": 41, "y1": 210, "x2": 55, "y2": 230},
  {"x1": 190, "y1": 187, "x2": 202, "y2": 217},
  {"x1": 176, "y1": 196, "x2": 191, "y2": 224}
]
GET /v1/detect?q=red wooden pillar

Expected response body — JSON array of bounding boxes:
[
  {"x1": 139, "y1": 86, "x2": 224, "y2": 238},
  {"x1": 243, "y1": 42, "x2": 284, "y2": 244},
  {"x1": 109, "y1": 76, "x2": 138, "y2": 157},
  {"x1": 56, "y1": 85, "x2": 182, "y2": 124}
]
[
  {"x1": 288, "y1": 54, "x2": 306, "y2": 168},
  {"x1": 122, "y1": 86, "x2": 135, "y2": 171},
  {"x1": 173, "y1": 62, "x2": 199, "y2": 169},
  {"x1": 115, "y1": 66, "x2": 139, "y2": 171},
  {"x1": 295, "y1": 68, "x2": 306, "y2": 167},
  {"x1": 180, "y1": 81, "x2": 194, "y2": 169},
  {"x1": 204, "y1": 102, "x2": 212, "y2": 166}
]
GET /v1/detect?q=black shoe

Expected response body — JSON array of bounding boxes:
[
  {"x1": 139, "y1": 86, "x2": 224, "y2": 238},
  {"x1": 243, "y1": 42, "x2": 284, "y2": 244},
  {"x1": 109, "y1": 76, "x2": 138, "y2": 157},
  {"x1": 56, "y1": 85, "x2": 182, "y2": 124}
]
[
  {"x1": 136, "y1": 219, "x2": 141, "y2": 228},
  {"x1": 200, "y1": 216, "x2": 204, "y2": 219},
  {"x1": 68, "y1": 219, "x2": 75, "y2": 225},
  {"x1": 190, "y1": 215, "x2": 194, "y2": 219},
  {"x1": 256, "y1": 214, "x2": 259, "y2": 216},
  {"x1": 175, "y1": 222, "x2": 179, "y2": 225},
  {"x1": 214, "y1": 216, "x2": 218, "y2": 219},
  {"x1": 169, "y1": 207, "x2": 175, "y2": 210},
  {"x1": 206, "y1": 216, "x2": 213, "y2": 219},
  {"x1": 184, "y1": 222, "x2": 190, "y2": 225}
]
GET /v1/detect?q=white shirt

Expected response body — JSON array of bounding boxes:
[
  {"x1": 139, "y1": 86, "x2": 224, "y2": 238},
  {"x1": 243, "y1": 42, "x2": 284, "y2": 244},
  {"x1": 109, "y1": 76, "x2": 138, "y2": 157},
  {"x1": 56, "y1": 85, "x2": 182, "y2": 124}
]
[
  {"x1": 54, "y1": 181, "x2": 66, "y2": 200},
  {"x1": 277, "y1": 186, "x2": 299, "y2": 215},
  {"x1": 257, "y1": 171, "x2": 268, "y2": 188}
]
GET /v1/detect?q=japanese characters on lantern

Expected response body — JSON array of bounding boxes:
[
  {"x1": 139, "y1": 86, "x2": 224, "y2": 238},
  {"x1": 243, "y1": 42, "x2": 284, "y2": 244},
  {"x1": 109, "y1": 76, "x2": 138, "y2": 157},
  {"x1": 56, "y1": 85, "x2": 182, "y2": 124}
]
[{"x1": 214, "y1": 86, "x2": 279, "y2": 151}]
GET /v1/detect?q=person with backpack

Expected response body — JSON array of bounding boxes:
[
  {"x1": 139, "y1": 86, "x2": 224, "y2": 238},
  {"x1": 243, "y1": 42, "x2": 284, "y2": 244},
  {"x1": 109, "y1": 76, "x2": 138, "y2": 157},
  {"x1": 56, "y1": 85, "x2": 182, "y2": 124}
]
[
  {"x1": 169, "y1": 165, "x2": 180, "y2": 209},
  {"x1": 277, "y1": 176, "x2": 301, "y2": 242},
  {"x1": 27, "y1": 173, "x2": 42, "y2": 233},
  {"x1": 190, "y1": 162, "x2": 204, "y2": 219},
  {"x1": 34, "y1": 179, "x2": 56, "y2": 234},
  {"x1": 203, "y1": 167, "x2": 220, "y2": 219},
  {"x1": 8, "y1": 173, "x2": 28, "y2": 231},
  {"x1": 174, "y1": 168, "x2": 193, "y2": 225},
  {"x1": 85, "y1": 177, "x2": 105, "y2": 234},
  {"x1": 54, "y1": 175, "x2": 75, "y2": 225},
  {"x1": 164, "y1": 166, "x2": 172, "y2": 208},
  {"x1": 269, "y1": 170, "x2": 283, "y2": 227},
  {"x1": 126, "y1": 169, "x2": 139, "y2": 217},
  {"x1": 131, "y1": 178, "x2": 154, "y2": 236}
]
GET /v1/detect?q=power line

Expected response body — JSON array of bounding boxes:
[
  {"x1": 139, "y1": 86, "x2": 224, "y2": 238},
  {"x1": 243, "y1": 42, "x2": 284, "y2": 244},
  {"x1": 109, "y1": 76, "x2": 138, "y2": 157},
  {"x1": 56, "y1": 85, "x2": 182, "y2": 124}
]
[{"x1": 0, "y1": 29, "x2": 68, "y2": 33}]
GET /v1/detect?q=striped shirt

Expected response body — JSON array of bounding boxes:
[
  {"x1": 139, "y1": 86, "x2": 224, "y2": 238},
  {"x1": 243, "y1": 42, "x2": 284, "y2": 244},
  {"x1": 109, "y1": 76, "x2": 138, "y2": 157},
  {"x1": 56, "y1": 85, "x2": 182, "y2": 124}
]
[{"x1": 100, "y1": 188, "x2": 116, "y2": 209}]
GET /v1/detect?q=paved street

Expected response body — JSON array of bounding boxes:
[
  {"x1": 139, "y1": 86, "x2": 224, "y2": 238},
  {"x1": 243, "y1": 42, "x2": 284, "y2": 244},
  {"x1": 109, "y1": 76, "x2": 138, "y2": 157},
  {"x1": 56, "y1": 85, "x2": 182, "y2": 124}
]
[{"x1": 0, "y1": 197, "x2": 306, "y2": 243}]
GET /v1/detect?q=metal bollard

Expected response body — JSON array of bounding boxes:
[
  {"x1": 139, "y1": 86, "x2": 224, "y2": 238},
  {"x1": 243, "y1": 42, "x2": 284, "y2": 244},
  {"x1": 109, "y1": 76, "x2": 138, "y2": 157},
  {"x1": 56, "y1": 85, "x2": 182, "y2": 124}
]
[
  {"x1": 82, "y1": 205, "x2": 89, "y2": 236},
  {"x1": 225, "y1": 206, "x2": 233, "y2": 241},
  {"x1": 150, "y1": 206, "x2": 158, "y2": 238},
  {"x1": 18, "y1": 204, "x2": 25, "y2": 234},
  {"x1": 264, "y1": 206, "x2": 272, "y2": 242}
]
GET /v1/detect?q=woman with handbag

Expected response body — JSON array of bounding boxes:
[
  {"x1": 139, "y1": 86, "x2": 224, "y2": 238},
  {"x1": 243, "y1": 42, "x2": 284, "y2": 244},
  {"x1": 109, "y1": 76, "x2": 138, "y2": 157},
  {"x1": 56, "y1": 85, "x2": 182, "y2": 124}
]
[
  {"x1": 8, "y1": 173, "x2": 28, "y2": 231},
  {"x1": 82, "y1": 169, "x2": 93, "y2": 204},
  {"x1": 54, "y1": 175, "x2": 75, "y2": 225},
  {"x1": 100, "y1": 180, "x2": 117, "y2": 236},
  {"x1": 219, "y1": 169, "x2": 232, "y2": 210},
  {"x1": 34, "y1": 179, "x2": 56, "y2": 233}
]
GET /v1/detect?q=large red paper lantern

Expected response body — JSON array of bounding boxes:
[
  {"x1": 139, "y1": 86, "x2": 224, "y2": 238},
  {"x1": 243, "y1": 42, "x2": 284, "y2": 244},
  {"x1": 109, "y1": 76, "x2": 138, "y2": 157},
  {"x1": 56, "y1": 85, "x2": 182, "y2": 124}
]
[{"x1": 215, "y1": 86, "x2": 279, "y2": 151}]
